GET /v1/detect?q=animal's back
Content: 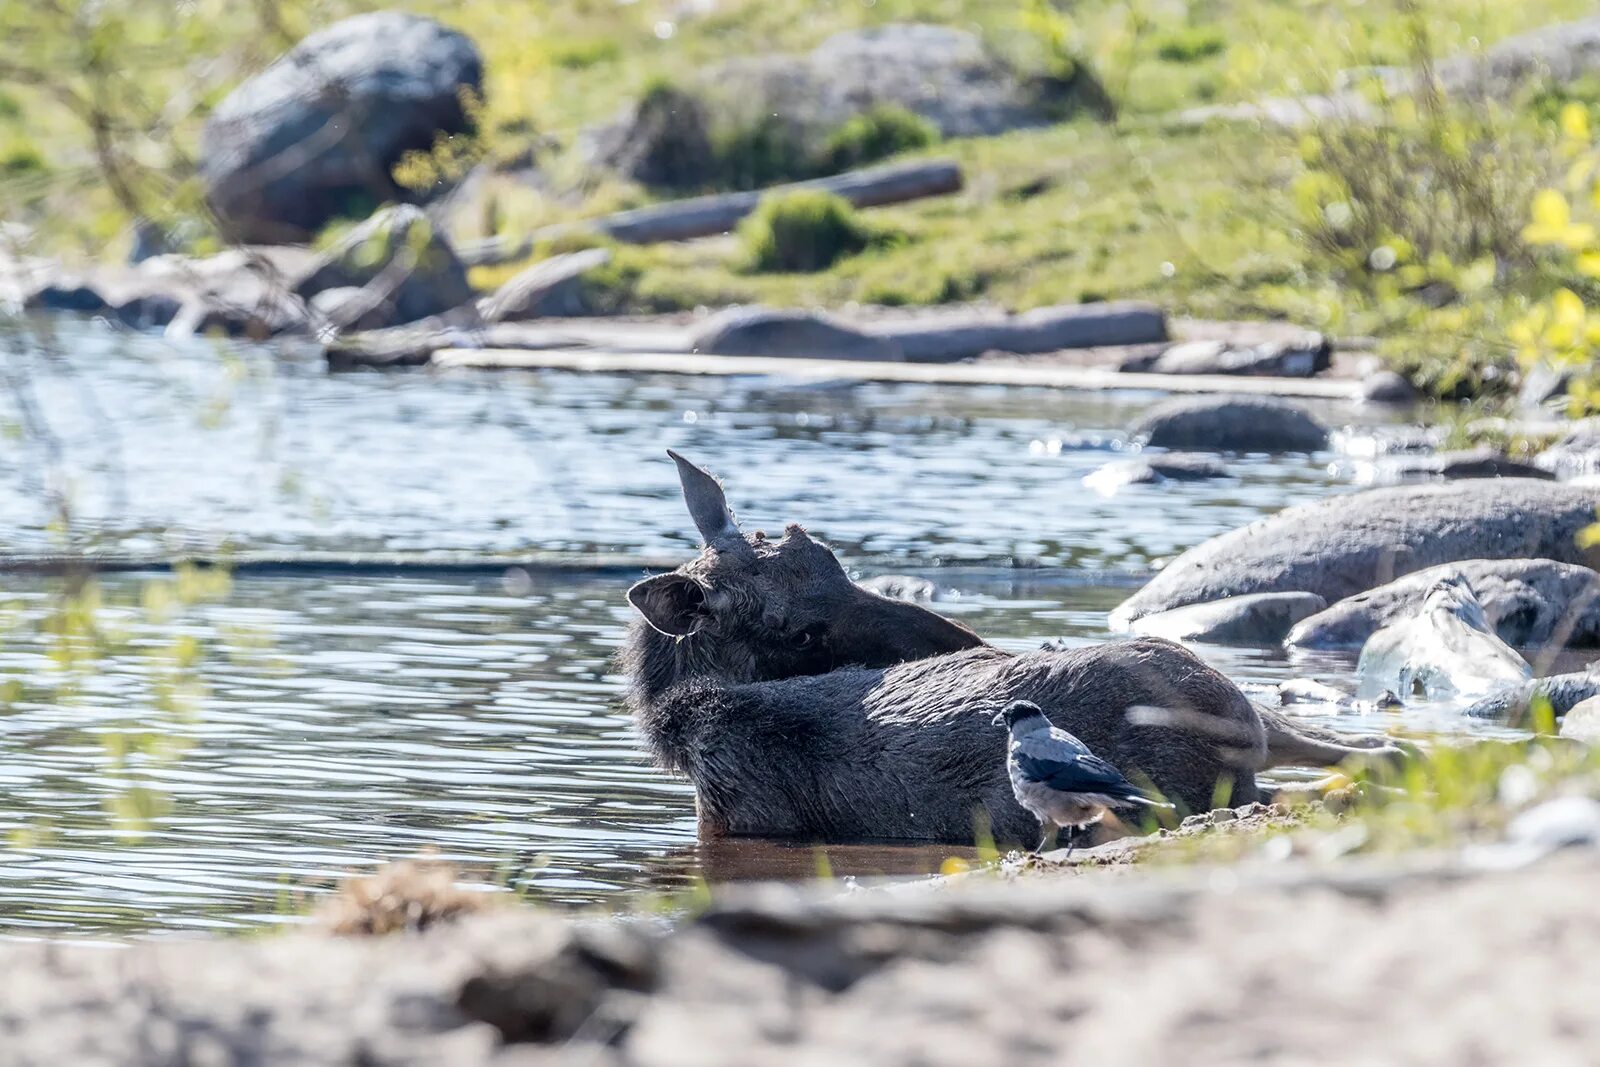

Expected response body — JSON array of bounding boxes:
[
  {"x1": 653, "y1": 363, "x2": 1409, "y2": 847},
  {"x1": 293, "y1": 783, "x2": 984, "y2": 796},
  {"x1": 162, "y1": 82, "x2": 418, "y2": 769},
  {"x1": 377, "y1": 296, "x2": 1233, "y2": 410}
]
[{"x1": 644, "y1": 637, "x2": 1263, "y2": 844}]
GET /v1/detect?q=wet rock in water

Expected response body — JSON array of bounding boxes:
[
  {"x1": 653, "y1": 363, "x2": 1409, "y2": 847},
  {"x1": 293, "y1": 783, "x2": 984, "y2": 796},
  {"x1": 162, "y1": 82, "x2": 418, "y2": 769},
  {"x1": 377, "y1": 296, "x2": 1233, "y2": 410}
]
[
  {"x1": 858, "y1": 574, "x2": 938, "y2": 602},
  {"x1": 690, "y1": 306, "x2": 904, "y2": 361},
  {"x1": 1463, "y1": 669, "x2": 1600, "y2": 721},
  {"x1": 1359, "y1": 370, "x2": 1418, "y2": 405},
  {"x1": 200, "y1": 12, "x2": 483, "y2": 243},
  {"x1": 1363, "y1": 449, "x2": 1554, "y2": 484},
  {"x1": 1276, "y1": 678, "x2": 1351, "y2": 706},
  {"x1": 1111, "y1": 479, "x2": 1600, "y2": 629},
  {"x1": 478, "y1": 249, "x2": 613, "y2": 322},
  {"x1": 1355, "y1": 573, "x2": 1530, "y2": 702},
  {"x1": 295, "y1": 205, "x2": 475, "y2": 327},
  {"x1": 1288, "y1": 558, "x2": 1600, "y2": 651},
  {"x1": 1129, "y1": 592, "x2": 1327, "y2": 647},
  {"x1": 1130, "y1": 335, "x2": 1330, "y2": 378},
  {"x1": 1082, "y1": 453, "x2": 1230, "y2": 493},
  {"x1": 1535, "y1": 418, "x2": 1600, "y2": 479},
  {"x1": 1559, "y1": 696, "x2": 1600, "y2": 743},
  {"x1": 1130, "y1": 397, "x2": 1329, "y2": 453},
  {"x1": 18, "y1": 273, "x2": 110, "y2": 315}
]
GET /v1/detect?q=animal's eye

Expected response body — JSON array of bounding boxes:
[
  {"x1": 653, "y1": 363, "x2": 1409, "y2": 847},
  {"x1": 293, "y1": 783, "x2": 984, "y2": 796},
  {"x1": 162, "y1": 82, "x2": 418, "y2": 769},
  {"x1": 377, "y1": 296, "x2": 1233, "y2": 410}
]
[{"x1": 790, "y1": 627, "x2": 819, "y2": 649}]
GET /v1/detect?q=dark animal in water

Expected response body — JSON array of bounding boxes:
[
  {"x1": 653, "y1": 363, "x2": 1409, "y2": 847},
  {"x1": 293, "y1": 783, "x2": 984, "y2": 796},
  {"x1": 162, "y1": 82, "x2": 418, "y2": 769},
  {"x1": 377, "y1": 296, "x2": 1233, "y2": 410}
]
[
  {"x1": 995, "y1": 700, "x2": 1171, "y2": 853},
  {"x1": 620, "y1": 451, "x2": 1394, "y2": 845}
]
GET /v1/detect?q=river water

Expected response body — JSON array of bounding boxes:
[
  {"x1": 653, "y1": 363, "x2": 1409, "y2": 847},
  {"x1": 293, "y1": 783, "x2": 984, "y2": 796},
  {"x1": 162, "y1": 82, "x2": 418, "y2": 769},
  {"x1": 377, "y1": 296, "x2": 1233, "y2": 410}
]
[{"x1": 0, "y1": 317, "x2": 1496, "y2": 935}]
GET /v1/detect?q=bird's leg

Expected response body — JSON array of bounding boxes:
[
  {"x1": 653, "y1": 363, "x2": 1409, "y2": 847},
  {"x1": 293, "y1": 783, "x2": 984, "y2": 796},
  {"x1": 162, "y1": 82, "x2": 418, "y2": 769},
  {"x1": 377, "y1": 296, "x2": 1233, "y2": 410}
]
[
  {"x1": 1035, "y1": 824, "x2": 1057, "y2": 854},
  {"x1": 1063, "y1": 825, "x2": 1078, "y2": 861}
]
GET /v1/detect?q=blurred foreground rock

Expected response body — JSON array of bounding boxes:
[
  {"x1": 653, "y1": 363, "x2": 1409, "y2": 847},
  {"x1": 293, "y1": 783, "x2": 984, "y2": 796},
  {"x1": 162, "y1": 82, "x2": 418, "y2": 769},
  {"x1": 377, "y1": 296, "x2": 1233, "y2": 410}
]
[{"x1": 6, "y1": 852, "x2": 1600, "y2": 1064}]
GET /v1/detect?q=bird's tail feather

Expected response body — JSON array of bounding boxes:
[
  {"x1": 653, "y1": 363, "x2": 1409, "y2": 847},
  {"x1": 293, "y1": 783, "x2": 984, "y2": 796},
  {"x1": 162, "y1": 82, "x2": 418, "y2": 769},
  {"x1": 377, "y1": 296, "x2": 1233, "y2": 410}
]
[{"x1": 1122, "y1": 794, "x2": 1175, "y2": 809}]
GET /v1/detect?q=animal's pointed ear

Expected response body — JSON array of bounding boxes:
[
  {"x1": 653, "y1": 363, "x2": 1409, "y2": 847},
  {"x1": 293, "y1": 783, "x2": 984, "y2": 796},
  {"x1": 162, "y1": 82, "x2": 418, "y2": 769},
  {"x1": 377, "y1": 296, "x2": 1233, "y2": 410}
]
[
  {"x1": 627, "y1": 573, "x2": 709, "y2": 637},
  {"x1": 667, "y1": 450, "x2": 739, "y2": 544}
]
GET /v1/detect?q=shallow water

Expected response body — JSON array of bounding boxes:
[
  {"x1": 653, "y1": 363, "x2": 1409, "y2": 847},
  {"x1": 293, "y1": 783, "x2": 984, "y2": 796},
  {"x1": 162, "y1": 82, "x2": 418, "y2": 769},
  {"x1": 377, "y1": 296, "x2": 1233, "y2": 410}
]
[{"x1": 0, "y1": 318, "x2": 1532, "y2": 935}]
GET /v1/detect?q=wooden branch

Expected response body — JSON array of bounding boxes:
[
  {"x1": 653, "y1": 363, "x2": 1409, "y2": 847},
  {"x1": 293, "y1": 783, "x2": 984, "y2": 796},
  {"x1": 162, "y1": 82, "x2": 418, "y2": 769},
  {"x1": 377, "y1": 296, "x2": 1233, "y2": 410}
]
[{"x1": 459, "y1": 159, "x2": 963, "y2": 265}]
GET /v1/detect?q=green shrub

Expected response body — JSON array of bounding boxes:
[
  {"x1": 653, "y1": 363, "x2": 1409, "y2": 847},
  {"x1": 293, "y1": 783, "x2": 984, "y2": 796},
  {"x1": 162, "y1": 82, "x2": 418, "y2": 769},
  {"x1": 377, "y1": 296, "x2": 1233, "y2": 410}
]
[
  {"x1": 710, "y1": 113, "x2": 814, "y2": 191},
  {"x1": 1154, "y1": 27, "x2": 1228, "y2": 64},
  {"x1": 739, "y1": 190, "x2": 871, "y2": 272},
  {"x1": 549, "y1": 36, "x2": 621, "y2": 70},
  {"x1": 820, "y1": 105, "x2": 939, "y2": 172}
]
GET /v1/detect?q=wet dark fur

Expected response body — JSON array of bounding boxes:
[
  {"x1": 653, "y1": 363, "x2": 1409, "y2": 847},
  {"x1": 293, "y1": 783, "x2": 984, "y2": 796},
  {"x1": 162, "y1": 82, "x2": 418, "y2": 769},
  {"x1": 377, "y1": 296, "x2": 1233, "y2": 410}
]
[
  {"x1": 626, "y1": 634, "x2": 1262, "y2": 843},
  {"x1": 622, "y1": 455, "x2": 1390, "y2": 846}
]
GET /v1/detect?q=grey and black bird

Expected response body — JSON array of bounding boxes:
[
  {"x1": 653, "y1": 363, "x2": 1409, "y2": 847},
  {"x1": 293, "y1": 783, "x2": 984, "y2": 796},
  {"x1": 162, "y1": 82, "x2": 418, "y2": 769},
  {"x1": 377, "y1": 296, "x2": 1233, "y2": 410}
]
[{"x1": 992, "y1": 700, "x2": 1172, "y2": 853}]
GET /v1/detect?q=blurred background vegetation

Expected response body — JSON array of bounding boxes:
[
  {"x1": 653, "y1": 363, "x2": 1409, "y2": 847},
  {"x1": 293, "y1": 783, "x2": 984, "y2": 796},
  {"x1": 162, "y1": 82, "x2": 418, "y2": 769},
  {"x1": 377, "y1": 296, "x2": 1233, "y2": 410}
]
[{"x1": 6, "y1": 0, "x2": 1600, "y2": 401}]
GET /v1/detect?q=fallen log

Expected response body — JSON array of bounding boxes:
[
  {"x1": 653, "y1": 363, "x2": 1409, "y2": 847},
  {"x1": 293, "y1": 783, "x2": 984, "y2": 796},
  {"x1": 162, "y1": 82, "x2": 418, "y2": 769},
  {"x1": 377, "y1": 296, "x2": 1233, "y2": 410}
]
[{"x1": 458, "y1": 159, "x2": 963, "y2": 265}]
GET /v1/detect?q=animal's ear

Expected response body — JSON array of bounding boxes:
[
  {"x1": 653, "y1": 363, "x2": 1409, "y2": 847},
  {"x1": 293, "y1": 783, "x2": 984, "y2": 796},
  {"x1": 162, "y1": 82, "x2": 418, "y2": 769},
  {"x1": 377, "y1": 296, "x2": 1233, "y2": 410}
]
[
  {"x1": 627, "y1": 573, "x2": 710, "y2": 637},
  {"x1": 667, "y1": 450, "x2": 739, "y2": 544}
]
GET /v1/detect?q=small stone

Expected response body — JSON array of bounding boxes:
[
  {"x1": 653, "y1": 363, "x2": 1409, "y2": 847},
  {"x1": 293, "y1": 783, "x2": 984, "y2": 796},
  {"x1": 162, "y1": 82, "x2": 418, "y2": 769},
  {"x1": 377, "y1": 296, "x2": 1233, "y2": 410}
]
[{"x1": 1559, "y1": 696, "x2": 1600, "y2": 744}]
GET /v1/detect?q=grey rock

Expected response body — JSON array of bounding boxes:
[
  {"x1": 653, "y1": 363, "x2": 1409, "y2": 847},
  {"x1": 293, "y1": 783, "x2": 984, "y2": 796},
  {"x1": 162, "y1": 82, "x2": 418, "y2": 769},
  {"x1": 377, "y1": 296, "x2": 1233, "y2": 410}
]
[
  {"x1": 690, "y1": 306, "x2": 904, "y2": 361},
  {"x1": 20, "y1": 275, "x2": 110, "y2": 315},
  {"x1": 200, "y1": 12, "x2": 483, "y2": 243},
  {"x1": 1134, "y1": 336, "x2": 1330, "y2": 378},
  {"x1": 1506, "y1": 796, "x2": 1600, "y2": 850},
  {"x1": 1276, "y1": 678, "x2": 1351, "y2": 706},
  {"x1": 1559, "y1": 696, "x2": 1600, "y2": 743},
  {"x1": 585, "y1": 84, "x2": 715, "y2": 189},
  {"x1": 1353, "y1": 572, "x2": 1530, "y2": 703},
  {"x1": 1519, "y1": 363, "x2": 1573, "y2": 410},
  {"x1": 1112, "y1": 480, "x2": 1600, "y2": 629},
  {"x1": 1082, "y1": 454, "x2": 1230, "y2": 493},
  {"x1": 858, "y1": 574, "x2": 938, "y2": 602},
  {"x1": 295, "y1": 205, "x2": 475, "y2": 326},
  {"x1": 309, "y1": 286, "x2": 397, "y2": 334},
  {"x1": 874, "y1": 301, "x2": 1167, "y2": 363},
  {"x1": 1360, "y1": 370, "x2": 1419, "y2": 405},
  {"x1": 1131, "y1": 397, "x2": 1330, "y2": 453},
  {"x1": 478, "y1": 249, "x2": 612, "y2": 322},
  {"x1": 1536, "y1": 418, "x2": 1600, "y2": 479},
  {"x1": 1369, "y1": 449, "x2": 1554, "y2": 483},
  {"x1": 1129, "y1": 592, "x2": 1328, "y2": 647},
  {"x1": 1462, "y1": 669, "x2": 1600, "y2": 721},
  {"x1": 1289, "y1": 558, "x2": 1600, "y2": 651}
]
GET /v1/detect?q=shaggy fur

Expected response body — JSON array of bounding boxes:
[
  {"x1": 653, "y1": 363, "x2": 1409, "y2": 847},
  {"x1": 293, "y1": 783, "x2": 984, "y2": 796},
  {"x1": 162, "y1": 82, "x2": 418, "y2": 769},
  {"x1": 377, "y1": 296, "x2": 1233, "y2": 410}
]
[{"x1": 621, "y1": 453, "x2": 1391, "y2": 846}]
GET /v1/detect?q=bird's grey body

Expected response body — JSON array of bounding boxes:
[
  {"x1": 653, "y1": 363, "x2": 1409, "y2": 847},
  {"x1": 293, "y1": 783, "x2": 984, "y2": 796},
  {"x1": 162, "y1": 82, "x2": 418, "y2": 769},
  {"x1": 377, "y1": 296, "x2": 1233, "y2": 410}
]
[{"x1": 996, "y1": 702, "x2": 1169, "y2": 849}]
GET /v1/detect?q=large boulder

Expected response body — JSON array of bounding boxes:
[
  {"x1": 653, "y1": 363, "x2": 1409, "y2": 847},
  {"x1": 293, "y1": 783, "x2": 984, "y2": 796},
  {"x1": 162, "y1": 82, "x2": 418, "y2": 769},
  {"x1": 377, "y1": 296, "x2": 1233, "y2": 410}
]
[
  {"x1": 1288, "y1": 558, "x2": 1600, "y2": 650},
  {"x1": 1110, "y1": 480, "x2": 1600, "y2": 629},
  {"x1": 294, "y1": 205, "x2": 474, "y2": 326},
  {"x1": 1128, "y1": 592, "x2": 1328, "y2": 647},
  {"x1": 200, "y1": 12, "x2": 483, "y2": 243},
  {"x1": 1130, "y1": 397, "x2": 1330, "y2": 453}
]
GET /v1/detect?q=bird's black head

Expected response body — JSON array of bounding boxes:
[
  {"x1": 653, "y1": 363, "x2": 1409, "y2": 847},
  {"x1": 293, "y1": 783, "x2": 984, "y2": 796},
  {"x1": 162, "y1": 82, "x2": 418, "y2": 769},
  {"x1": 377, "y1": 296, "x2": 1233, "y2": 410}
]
[{"x1": 991, "y1": 700, "x2": 1050, "y2": 729}]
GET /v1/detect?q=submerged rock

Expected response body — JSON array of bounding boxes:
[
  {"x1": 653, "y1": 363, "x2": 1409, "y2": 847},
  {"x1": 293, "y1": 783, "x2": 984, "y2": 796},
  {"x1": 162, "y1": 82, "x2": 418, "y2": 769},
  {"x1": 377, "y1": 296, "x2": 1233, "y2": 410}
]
[
  {"x1": 1129, "y1": 592, "x2": 1327, "y2": 647},
  {"x1": 690, "y1": 306, "x2": 903, "y2": 361},
  {"x1": 200, "y1": 12, "x2": 483, "y2": 243},
  {"x1": 1355, "y1": 573, "x2": 1530, "y2": 702},
  {"x1": 479, "y1": 249, "x2": 613, "y2": 322},
  {"x1": 1111, "y1": 480, "x2": 1600, "y2": 629},
  {"x1": 1288, "y1": 558, "x2": 1600, "y2": 651},
  {"x1": 1462, "y1": 669, "x2": 1600, "y2": 721},
  {"x1": 1082, "y1": 453, "x2": 1229, "y2": 494},
  {"x1": 1130, "y1": 397, "x2": 1329, "y2": 453}
]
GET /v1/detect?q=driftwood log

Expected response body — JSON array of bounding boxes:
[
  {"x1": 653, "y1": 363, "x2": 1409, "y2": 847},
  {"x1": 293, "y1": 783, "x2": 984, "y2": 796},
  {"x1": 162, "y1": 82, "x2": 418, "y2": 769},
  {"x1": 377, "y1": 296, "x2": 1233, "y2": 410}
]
[{"x1": 459, "y1": 159, "x2": 963, "y2": 265}]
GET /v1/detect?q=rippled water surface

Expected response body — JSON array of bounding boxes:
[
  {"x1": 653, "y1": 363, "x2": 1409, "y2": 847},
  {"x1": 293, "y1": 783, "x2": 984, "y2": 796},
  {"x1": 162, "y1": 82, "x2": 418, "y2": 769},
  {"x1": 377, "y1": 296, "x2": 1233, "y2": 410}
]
[{"x1": 0, "y1": 319, "x2": 1489, "y2": 935}]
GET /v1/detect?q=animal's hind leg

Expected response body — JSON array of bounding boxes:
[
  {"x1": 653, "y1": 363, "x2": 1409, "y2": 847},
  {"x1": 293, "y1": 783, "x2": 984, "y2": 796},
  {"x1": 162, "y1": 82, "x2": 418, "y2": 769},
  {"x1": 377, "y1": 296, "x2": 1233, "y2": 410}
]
[
  {"x1": 1036, "y1": 824, "x2": 1058, "y2": 854},
  {"x1": 1258, "y1": 706, "x2": 1410, "y2": 770}
]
